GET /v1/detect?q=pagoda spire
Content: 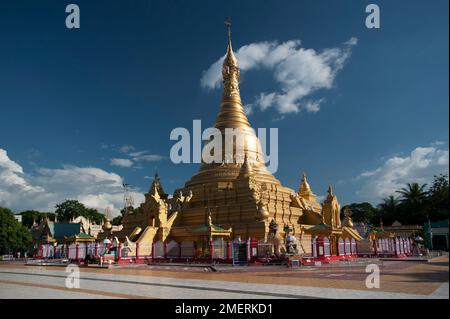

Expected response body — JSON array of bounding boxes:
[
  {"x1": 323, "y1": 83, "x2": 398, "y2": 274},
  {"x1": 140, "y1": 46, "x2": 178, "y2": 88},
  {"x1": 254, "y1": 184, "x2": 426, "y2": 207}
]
[
  {"x1": 327, "y1": 185, "x2": 334, "y2": 197},
  {"x1": 298, "y1": 172, "x2": 318, "y2": 202},
  {"x1": 214, "y1": 19, "x2": 251, "y2": 130},
  {"x1": 299, "y1": 172, "x2": 312, "y2": 194},
  {"x1": 239, "y1": 152, "x2": 253, "y2": 177},
  {"x1": 185, "y1": 20, "x2": 279, "y2": 187}
]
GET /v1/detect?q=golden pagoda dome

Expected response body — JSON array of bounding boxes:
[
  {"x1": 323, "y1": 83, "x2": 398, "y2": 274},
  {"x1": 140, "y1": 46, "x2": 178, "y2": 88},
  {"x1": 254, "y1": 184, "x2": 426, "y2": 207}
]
[
  {"x1": 102, "y1": 217, "x2": 112, "y2": 232},
  {"x1": 102, "y1": 207, "x2": 113, "y2": 231}
]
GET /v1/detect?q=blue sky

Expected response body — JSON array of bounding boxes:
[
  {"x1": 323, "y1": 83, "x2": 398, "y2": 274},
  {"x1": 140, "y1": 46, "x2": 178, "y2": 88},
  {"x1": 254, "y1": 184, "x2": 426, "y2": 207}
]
[{"x1": 0, "y1": 0, "x2": 448, "y2": 215}]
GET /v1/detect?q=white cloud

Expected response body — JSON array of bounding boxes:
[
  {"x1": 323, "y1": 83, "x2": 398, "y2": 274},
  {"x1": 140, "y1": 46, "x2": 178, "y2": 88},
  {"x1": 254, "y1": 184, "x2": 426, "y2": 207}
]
[
  {"x1": 130, "y1": 152, "x2": 164, "y2": 162},
  {"x1": 304, "y1": 99, "x2": 324, "y2": 113},
  {"x1": 108, "y1": 148, "x2": 164, "y2": 169},
  {"x1": 118, "y1": 145, "x2": 135, "y2": 153},
  {"x1": 0, "y1": 148, "x2": 144, "y2": 216},
  {"x1": 357, "y1": 145, "x2": 449, "y2": 200},
  {"x1": 0, "y1": 149, "x2": 43, "y2": 194},
  {"x1": 431, "y1": 140, "x2": 445, "y2": 146},
  {"x1": 255, "y1": 92, "x2": 276, "y2": 111},
  {"x1": 345, "y1": 37, "x2": 358, "y2": 46},
  {"x1": 201, "y1": 38, "x2": 356, "y2": 115},
  {"x1": 110, "y1": 158, "x2": 134, "y2": 168},
  {"x1": 243, "y1": 104, "x2": 254, "y2": 116}
]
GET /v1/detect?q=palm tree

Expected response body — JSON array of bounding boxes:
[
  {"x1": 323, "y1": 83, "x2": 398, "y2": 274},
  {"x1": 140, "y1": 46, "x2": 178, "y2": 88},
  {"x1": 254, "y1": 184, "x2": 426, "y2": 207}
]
[
  {"x1": 377, "y1": 195, "x2": 399, "y2": 224},
  {"x1": 396, "y1": 183, "x2": 428, "y2": 205},
  {"x1": 378, "y1": 195, "x2": 399, "y2": 212},
  {"x1": 395, "y1": 183, "x2": 428, "y2": 224}
]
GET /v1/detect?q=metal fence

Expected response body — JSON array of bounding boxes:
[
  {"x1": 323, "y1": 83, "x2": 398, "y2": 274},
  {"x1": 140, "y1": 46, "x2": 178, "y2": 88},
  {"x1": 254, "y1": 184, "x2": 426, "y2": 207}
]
[
  {"x1": 39, "y1": 243, "x2": 111, "y2": 260},
  {"x1": 257, "y1": 240, "x2": 273, "y2": 258}
]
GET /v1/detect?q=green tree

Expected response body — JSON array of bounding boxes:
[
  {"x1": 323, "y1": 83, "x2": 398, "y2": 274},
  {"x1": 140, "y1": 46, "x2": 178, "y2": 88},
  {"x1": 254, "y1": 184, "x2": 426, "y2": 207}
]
[
  {"x1": 84, "y1": 208, "x2": 104, "y2": 225},
  {"x1": 112, "y1": 215, "x2": 123, "y2": 225},
  {"x1": 54, "y1": 200, "x2": 87, "y2": 222},
  {"x1": 377, "y1": 196, "x2": 399, "y2": 225},
  {"x1": 341, "y1": 202, "x2": 379, "y2": 224},
  {"x1": 20, "y1": 210, "x2": 56, "y2": 228},
  {"x1": 395, "y1": 182, "x2": 428, "y2": 224},
  {"x1": 0, "y1": 207, "x2": 33, "y2": 255},
  {"x1": 396, "y1": 183, "x2": 428, "y2": 206},
  {"x1": 427, "y1": 174, "x2": 449, "y2": 221},
  {"x1": 54, "y1": 200, "x2": 104, "y2": 224}
]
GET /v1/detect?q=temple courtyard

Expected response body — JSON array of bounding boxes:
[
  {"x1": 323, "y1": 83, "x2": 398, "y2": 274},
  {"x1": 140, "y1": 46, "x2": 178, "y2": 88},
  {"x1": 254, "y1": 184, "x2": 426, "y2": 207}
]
[{"x1": 0, "y1": 255, "x2": 448, "y2": 299}]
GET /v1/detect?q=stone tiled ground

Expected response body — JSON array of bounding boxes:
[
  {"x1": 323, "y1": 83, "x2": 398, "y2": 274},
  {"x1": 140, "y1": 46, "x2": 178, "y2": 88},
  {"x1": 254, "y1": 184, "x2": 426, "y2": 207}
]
[{"x1": 0, "y1": 255, "x2": 448, "y2": 298}]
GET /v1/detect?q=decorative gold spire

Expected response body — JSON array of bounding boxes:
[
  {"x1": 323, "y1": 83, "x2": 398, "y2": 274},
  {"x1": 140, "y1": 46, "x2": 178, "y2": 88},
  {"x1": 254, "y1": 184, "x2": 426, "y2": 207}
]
[
  {"x1": 327, "y1": 185, "x2": 334, "y2": 197},
  {"x1": 298, "y1": 172, "x2": 318, "y2": 203},
  {"x1": 148, "y1": 172, "x2": 167, "y2": 199},
  {"x1": 299, "y1": 172, "x2": 312, "y2": 194},
  {"x1": 102, "y1": 207, "x2": 112, "y2": 232},
  {"x1": 185, "y1": 21, "x2": 279, "y2": 188},
  {"x1": 214, "y1": 19, "x2": 251, "y2": 130},
  {"x1": 343, "y1": 206, "x2": 354, "y2": 227},
  {"x1": 206, "y1": 207, "x2": 213, "y2": 226},
  {"x1": 224, "y1": 18, "x2": 238, "y2": 69},
  {"x1": 239, "y1": 152, "x2": 253, "y2": 177}
]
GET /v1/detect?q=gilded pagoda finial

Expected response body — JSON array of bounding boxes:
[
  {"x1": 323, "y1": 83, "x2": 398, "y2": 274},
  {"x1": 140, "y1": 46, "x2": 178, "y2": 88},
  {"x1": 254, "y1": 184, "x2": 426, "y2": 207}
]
[
  {"x1": 209, "y1": 18, "x2": 253, "y2": 132},
  {"x1": 328, "y1": 185, "x2": 333, "y2": 196},
  {"x1": 221, "y1": 18, "x2": 240, "y2": 99},
  {"x1": 299, "y1": 172, "x2": 311, "y2": 192},
  {"x1": 206, "y1": 207, "x2": 213, "y2": 226},
  {"x1": 225, "y1": 18, "x2": 232, "y2": 46},
  {"x1": 343, "y1": 206, "x2": 354, "y2": 227}
]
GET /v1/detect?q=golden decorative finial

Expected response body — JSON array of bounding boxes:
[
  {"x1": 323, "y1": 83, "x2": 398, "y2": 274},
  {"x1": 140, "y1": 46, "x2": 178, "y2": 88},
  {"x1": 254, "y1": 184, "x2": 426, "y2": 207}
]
[
  {"x1": 225, "y1": 17, "x2": 232, "y2": 45},
  {"x1": 328, "y1": 185, "x2": 333, "y2": 195},
  {"x1": 240, "y1": 151, "x2": 253, "y2": 176},
  {"x1": 102, "y1": 207, "x2": 112, "y2": 231},
  {"x1": 299, "y1": 171, "x2": 312, "y2": 195},
  {"x1": 212, "y1": 18, "x2": 251, "y2": 131},
  {"x1": 206, "y1": 207, "x2": 213, "y2": 226},
  {"x1": 343, "y1": 207, "x2": 354, "y2": 227},
  {"x1": 344, "y1": 206, "x2": 350, "y2": 216}
]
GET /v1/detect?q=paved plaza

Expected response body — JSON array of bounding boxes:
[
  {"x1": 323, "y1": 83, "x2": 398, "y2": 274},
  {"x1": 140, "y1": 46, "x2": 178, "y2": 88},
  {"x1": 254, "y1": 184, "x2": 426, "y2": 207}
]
[{"x1": 0, "y1": 256, "x2": 448, "y2": 299}]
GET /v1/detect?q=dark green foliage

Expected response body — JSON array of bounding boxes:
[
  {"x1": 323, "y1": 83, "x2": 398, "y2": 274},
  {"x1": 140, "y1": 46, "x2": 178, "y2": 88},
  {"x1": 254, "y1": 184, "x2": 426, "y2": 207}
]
[
  {"x1": 427, "y1": 174, "x2": 449, "y2": 221},
  {"x1": 341, "y1": 202, "x2": 379, "y2": 224},
  {"x1": 54, "y1": 200, "x2": 103, "y2": 224},
  {"x1": 112, "y1": 215, "x2": 123, "y2": 225},
  {"x1": 20, "y1": 210, "x2": 56, "y2": 228},
  {"x1": 345, "y1": 174, "x2": 449, "y2": 226},
  {"x1": 0, "y1": 207, "x2": 33, "y2": 255}
]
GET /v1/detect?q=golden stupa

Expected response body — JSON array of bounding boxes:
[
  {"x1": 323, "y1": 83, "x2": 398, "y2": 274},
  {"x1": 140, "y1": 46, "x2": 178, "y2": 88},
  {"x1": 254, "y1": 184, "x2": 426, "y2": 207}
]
[{"x1": 106, "y1": 23, "x2": 362, "y2": 259}]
